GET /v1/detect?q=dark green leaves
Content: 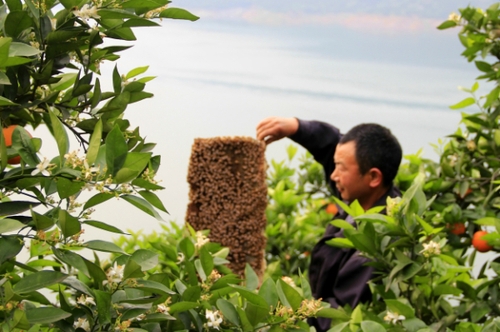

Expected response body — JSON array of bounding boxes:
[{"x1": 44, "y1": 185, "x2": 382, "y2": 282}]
[
  {"x1": 13, "y1": 271, "x2": 68, "y2": 294},
  {"x1": 159, "y1": 8, "x2": 199, "y2": 21}
]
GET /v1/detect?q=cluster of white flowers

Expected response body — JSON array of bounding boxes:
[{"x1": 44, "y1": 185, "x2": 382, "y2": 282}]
[
  {"x1": 76, "y1": 294, "x2": 96, "y2": 307},
  {"x1": 420, "y1": 241, "x2": 441, "y2": 258},
  {"x1": 384, "y1": 311, "x2": 406, "y2": 324},
  {"x1": 448, "y1": 12, "x2": 461, "y2": 23},
  {"x1": 73, "y1": 4, "x2": 101, "y2": 21},
  {"x1": 195, "y1": 231, "x2": 210, "y2": 249},
  {"x1": 281, "y1": 276, "x2": 296, "y2": 288},
  {"x1": 386, "y1": 196, "x2": 402, "y2": 217},
  {"x1": 74, "y1": 317, "x2": 91, "y2": 331},
  {"x1": 103, "y1": 262, "x2": 125, "y2": 286},
  {"x1": 205, "y1": 309, "x2": 223, "y2": 330}
]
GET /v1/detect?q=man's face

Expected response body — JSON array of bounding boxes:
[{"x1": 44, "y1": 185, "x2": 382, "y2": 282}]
[{"x1": 330, "y1": 141, "x2": 372, "y2": 203}]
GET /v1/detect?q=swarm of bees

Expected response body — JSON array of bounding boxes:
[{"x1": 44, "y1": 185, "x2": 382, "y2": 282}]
[{"x1": 186, "y1": 136, "x2": 268, "y2": 277}]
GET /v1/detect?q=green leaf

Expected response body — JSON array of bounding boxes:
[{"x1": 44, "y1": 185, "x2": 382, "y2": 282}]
[
  {"x1": 5, "y1": 11, "x2": 34, "y2": 38},
  {"x1": 299, "y1": 270, "x2": 312, "y2": 299},
  {"x1": 50, "y1": 73, "x2": 77, "y2": 91},
  {"x1": 95, "y1": 290, "x2": 112, "y2": 325},
  {"x1": 330, "y1": 218, "x2": 355, "y2": 230},
  {"x1": 83, "y1": 220, "x2": 127, "y2": 234},
  {"x1": 83, "y1": 192, "x2": 114, "y2": 210},
  {"x1": 126, "y1": 65, "x2": 149, "y2": 80},
  {"x1": 245, "y1": 302, "x2": 268, "y2": 326},
  {"x1": 13, "y1": 271, "x2": 68, "y2": 294},
  {"x1": 194, "y1": 259, "x2": 207, "y2": 282},
  {"x1": 474, "y1": 217, "x2": 498, "y2": 226},
  {"x1": 49, "y1": 109, "x2": 69, "y2": 162},
  {"x1": 123, "y1": 258, "x2": 145, "y2": 280},
  {"x1": 258, "y1": 278, "x2": 279, "y2": 308},
  {"x1": 217, "y1": 299, "x2": 241, "y2": 326},
  {"x1": 316, "y1": 307, "x2": 350, "y2": 321},
  {"x1": 231, "y1": 285, "x2": 269, "y2": 307},
  {"x1": 360, "y1": 321, "x2": 385, "y2": 332},
  {"x1": 98, "y1": 8, "x2": 140, "y2": 19},
  {"x1": 0, "y1": 236, "x2": 24, "y2": 264},
  {"x1": 449, "y1": 97, "x2": 475, "y2": 110},
  {"x1": 326, "y1": 237, "x2": 354, "y2": 249},
  {"x1": 56, "y1": 177, "x2": 84, "y2": 199},
  {"x1": 199, "y1": 246, "x2": 214, "y2": 277},
  {"x1": 385, "y1": 299, "x2": 415, "y2": 319},
  {"x1": 437, "y1": 20, "x2": 457, "y2": 30},
  {"x1": 182, "y1": 285, "x2": 201, "y2": 301},
  {"x1": 245, "y1": 263, "x2": 259, "y2": 291},
  {"x1": 138, "y1": 190, "x2": 168, "y2": 213},
  {"x1": 277, "y1": 279, "x2": 303, "y2": 310},
  {"x1": 130, "y1": 249, "x2": 158, "y2": 271},
  {"x1": 52, "y1": 248, "x2": 89, "y2": 278},
  {"x1": 121, "y1": 194, "x2": 162, "y2": 220},
  {"x1": 61, "y1": 277, "x2": 94, "y2": 296},
  {"x1": 113, "y1": 64, "x2": 122, "y2": 93},
  {"x1": 85, "y1": 240, "x2": 126, "y2": 254},
  {"x1": 134, "y1": 279, "x2": 175, "y2": 296},
  {"x1": 58, "y1": 209, "x2": 81, "y2": 238},
  {"x1": 86, "y1": 119, "x2": 103, "y2": 165},
  {"x1": 168, "y1": 301, "x2": 199, "y2": 314},
  {"x1": 0, "y1": 201, "x2": 40, "y2": 216},
  {"x1": 115, "y1": 152, "x2": 151, "y2": 183},
  {"x1": 475, "y1": 61, "x2": 492, "y2": 73},
  {"x1": 0, "y1": 218, "x2": 26, "y2": 233},
  {"x1": 159, "y1": 7, "x2": 199, "y2": 21},
  {"x1": 106, "y1": 125, "x2": 128, "y2": 176},
  {"x1": 25, "y1": 307, "x2": 71, "y2": 324}
]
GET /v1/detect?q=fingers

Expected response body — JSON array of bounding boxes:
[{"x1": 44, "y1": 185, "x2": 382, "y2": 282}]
[{"x1": 256, "y1": 118, "x2": 277, "y2": 141}]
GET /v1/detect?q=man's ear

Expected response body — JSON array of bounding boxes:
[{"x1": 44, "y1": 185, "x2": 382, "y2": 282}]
[{"x1": 368, "y1": 168, "x2": 383, "y2": 188}]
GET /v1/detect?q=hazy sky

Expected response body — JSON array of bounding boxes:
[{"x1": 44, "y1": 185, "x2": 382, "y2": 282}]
[{"x1": 35, "y1": 0, "x2": 496, "y2": 241}]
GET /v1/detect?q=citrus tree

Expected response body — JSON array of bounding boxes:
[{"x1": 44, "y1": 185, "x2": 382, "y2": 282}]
[{"x1": 317, "y1": 3, "x2": 500, "y2": 331}]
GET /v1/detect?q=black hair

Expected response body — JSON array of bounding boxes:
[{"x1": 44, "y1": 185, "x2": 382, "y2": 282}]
[{"x1": 339, "y1": 123, "x2": 402, "y2": 187}]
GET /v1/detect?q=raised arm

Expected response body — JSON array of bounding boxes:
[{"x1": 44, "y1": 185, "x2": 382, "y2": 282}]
[{"x1": 256, "y1": 117, "x2": 299, "y2": 145}]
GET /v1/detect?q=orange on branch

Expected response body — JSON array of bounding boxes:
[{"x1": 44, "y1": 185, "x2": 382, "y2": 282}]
[
  {"x1": 2, "y1": 125, "x2": 30, "y2": 164},
  {"x1": 447, "y1": 222, "x2": 466, "y2": 235},
  {"x1": 472, "y1": 230, "x2": 493, "y2": 253},
  {"x1": 325, "y1": 203, "x2": 338, "y2": 215}
]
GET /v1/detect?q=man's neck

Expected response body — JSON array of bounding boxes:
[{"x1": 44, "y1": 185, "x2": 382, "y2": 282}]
[{"x1": 360, "y1": 185, "x2": 391, "y2": 211}]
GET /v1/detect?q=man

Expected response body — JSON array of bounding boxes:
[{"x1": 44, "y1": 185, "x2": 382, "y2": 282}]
[{"x1": 256, "y1": 117, "x2": 402, "y2": 332}]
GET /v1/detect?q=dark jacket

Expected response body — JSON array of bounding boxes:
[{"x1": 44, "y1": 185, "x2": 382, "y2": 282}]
[{"x1": 289, "y1": 119, "x2": 401, "y2": 332}]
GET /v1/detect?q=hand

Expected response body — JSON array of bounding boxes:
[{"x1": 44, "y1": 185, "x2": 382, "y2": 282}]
[{"x1": 256, "y1": 117, "x2": 299, "y2": 145}]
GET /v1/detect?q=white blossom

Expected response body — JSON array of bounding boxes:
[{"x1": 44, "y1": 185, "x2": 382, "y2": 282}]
[
  {"x1": 281, "y1": 276, "x2": 296, "y2": 288},
  {"x1": 73, "y1": 4, "x2": 100, "y2": 21},
  {"x1": 386, "y1": 196, "x2": 402, "y2": 217},
  {"x1": 103, "y1": 262, "x2": 125, "y2": 285},
  {"x1": 420, "y1": 240, "x2": 441, "y2": 257},
  {"x1": 31, "y1": 157, "x2": 51, "y2": 176},
  {"x1": 384, "y1": 311, "x2": 406, "y2": 324},
  {"x1": 77, "y1": 294, "x2": 96, "y2": 306},
  {"x1": 157, "y1": 303, "x2": 169, "y2": 313},
  {"x1": 74, "y1": 317, "x2": 91, "y2": 331},
  {"x1": 205, "y1": 309, "x2": 223, "y2": 330},
  {"x1": 195, "y1": 231, "x2": 210, "y2": 249}
]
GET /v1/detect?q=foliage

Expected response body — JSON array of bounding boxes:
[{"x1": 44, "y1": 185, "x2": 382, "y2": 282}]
[
  {"x1": 0, "y1": 0, "x2": 251, "y2": 330},
  {"x1": 264, "y1": 145, "x2": 334, "y2": 280},
  {"x1": 318, "y1": 4, "x2": 500, "y2": 331}
]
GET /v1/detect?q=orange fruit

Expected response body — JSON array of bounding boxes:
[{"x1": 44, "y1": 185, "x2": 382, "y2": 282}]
[
  {"x1": 447, "y1": 222, "x2": 466, "y2": 235},
  {"x1": 472, "y1": 230, "x2": 493, "y2": 252},
  {"x1": 460, "y1": 188, "x2": 473, "y2": 199},
  {"x1": 2, "y1": 125, "x2": 30, "y2": 164},
  {"x1": 325, "y1": 203, "x2": 338, "y2": 215}
]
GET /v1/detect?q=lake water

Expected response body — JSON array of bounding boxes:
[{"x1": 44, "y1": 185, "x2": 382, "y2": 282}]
[{"x1": 65, "y1": 20, "x2": 484, "y2": 239}]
